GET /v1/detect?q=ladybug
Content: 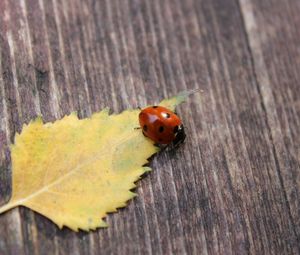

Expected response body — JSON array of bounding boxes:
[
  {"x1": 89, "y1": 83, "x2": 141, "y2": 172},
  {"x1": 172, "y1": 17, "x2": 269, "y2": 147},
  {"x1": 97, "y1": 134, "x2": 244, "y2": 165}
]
[{"x1": 138, "y1": 105, "x2": 186, "y2": 146}]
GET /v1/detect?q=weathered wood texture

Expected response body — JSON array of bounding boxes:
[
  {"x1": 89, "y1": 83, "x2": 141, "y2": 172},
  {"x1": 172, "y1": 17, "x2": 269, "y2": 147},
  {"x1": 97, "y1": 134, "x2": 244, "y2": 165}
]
[{"x1": 0, "y1": 0, "x2": 299, "y2": 254}]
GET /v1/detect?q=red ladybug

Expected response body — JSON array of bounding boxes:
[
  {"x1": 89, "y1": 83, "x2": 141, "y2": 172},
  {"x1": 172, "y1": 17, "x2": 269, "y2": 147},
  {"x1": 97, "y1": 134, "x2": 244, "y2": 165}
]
[{"x1": 139, "y1": 106, "x2": 186, "y2": 146}]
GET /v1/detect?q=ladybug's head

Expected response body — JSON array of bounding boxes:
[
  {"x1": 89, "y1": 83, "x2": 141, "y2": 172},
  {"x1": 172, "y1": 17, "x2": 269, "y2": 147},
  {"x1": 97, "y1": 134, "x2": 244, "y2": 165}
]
[{"x1": 172, "y1": 124, "x2": 186, "y2": 147}]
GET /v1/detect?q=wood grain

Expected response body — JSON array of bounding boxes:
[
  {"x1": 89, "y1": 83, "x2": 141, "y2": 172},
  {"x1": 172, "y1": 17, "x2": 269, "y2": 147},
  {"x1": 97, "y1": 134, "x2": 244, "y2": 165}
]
[{"x1": 0, "y1": 0, "x2": 299, "y2": 254}]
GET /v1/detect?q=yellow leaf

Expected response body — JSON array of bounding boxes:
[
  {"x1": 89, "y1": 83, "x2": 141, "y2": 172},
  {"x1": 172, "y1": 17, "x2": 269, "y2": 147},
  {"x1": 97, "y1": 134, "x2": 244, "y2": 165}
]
[
  {"x1": 159, "y1": 89, "x2": 202, "y2": 111},
  {"x1": 0, "y1": 91, "x2": 192, "y2": 231}
]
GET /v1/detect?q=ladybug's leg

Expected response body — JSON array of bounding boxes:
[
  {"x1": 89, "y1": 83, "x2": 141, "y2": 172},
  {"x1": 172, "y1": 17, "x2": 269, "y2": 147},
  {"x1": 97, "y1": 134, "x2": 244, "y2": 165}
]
[
  {"x1": 154, "y1": 142, "x2": 163, "y2": 147},
  {"x1": 135, "y1": 127, "x2": 149, "y2": 138},
  {"x1": 154, "y1": 143, "x2": 168, "y2": 152}
]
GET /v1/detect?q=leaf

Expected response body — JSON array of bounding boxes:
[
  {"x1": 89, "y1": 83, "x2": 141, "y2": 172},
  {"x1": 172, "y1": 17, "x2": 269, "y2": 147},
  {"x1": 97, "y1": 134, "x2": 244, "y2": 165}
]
[
  {"x1": 159, "y1": 89, "x2": 202, "y2": 111},
  {"x1": 0, "y1": 91, "x2": 192, "y2": 231}
]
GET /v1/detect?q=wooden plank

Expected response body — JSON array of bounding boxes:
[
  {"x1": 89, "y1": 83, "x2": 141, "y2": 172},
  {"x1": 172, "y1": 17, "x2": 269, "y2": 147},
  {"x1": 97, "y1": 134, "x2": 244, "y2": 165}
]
[
  {"x1": 0, "y1": 0, "x2": 299, "y2": 254},
  {"x1": 239, "y1": 0, "x2": 300, "y2": 253}
]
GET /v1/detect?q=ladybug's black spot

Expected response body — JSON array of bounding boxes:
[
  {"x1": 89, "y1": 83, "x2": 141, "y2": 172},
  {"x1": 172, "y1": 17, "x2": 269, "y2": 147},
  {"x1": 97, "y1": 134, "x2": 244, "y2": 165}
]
[
  {"x1": 152, "y1": 106, "x2": 158, "y2": 108},
  {"x1": 159, "y1": 126, "x2": 164, "y2": 133},
  {"x1": 173, "y1": 125, "x2": 179, "y2": 133},
  {"x1": 143, "y1": 125, "x2": 148, "y2": 132},
  {"x1": 162, "y1": 112, "x2": 170, "y2": 118}
]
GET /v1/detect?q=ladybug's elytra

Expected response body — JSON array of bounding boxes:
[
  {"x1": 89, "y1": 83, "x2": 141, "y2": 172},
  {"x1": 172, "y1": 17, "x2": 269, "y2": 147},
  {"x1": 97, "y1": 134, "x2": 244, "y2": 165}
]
[{"x1": 139, "y1": 105, "x2": 186, "y2": 146}]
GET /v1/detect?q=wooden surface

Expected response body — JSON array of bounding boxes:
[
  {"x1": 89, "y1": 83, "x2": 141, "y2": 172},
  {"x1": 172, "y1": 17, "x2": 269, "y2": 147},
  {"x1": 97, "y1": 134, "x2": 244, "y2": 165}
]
[{"x1": 0, "y1": 0, "x2": 299, "y2": 254}]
